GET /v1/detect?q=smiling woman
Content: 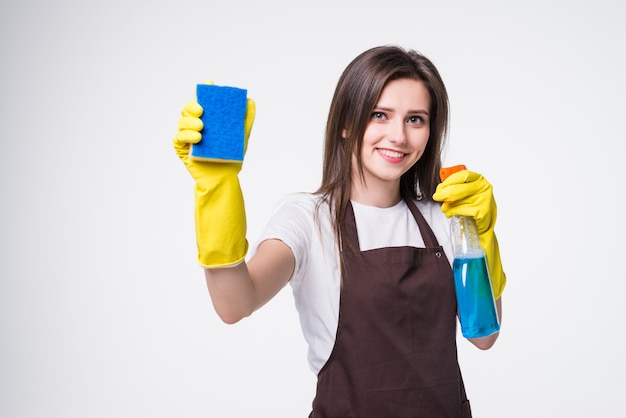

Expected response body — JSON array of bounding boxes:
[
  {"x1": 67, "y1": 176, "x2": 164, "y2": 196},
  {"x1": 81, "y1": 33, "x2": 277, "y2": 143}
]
[
  {"x1": 353, "y1": 78, "x2": 431, "y2": 207},
  {"x1": 173, "y1": 45, "x2": 506, "y2": 417}
]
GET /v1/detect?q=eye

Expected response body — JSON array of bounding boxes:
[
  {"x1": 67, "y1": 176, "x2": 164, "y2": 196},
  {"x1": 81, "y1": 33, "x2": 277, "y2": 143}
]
[
  {"x1": 407, "y1": 115, "x2": 424, "y2": 125},
  {"x1": 371, "y1": 111, "x2": 387, "y2": 121}
]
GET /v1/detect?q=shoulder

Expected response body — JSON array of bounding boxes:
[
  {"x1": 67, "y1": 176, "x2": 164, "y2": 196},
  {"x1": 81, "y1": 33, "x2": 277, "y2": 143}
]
[
  {"x1": 414, "y1": 198, "x2": 445, "y2": 222},
  {"x1": 272, "y1": 192, "x2": 324, "y2": 214},
  {"x1": 264, "y1": 193, "x2": 338, "y2": 284},
  {"x1": 414, "y1": 197, "x2": 451, "y2": 236},
  {"x1": 256, "y1": 193, "x2": 332, "y2": 253},
  {"x1": 267, "y1": 193, "x2": 331, "y2": 226}
]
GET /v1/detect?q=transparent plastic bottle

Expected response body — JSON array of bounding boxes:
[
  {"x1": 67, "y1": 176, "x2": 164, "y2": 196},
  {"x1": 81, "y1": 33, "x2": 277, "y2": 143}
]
[
  {"x1": 441, "y1": 165, "x2": 500, "y2": 338},
  {"x1": 451, "y1": 215, "x2": 500, "y2": 338}
]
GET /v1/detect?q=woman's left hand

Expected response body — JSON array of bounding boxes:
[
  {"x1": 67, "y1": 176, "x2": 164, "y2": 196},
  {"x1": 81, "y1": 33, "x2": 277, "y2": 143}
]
[
  {"x1": 433, "y1": 169, "x2": 506, "y2": 299},
  {"x1": 432, "y1": 169, "x2": 496, "y2": 236}
]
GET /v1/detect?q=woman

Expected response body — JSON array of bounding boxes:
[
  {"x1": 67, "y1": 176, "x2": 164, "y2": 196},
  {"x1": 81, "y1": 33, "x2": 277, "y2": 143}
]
[{"x1": 174, "y1": 45, "x2": 506, "y2": 417}]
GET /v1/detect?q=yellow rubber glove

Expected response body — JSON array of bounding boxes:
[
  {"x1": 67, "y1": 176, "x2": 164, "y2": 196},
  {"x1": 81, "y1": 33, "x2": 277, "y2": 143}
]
[
  {"x1": 173, "y1": 84, "x2": 256, "y2": 268},
  {"x1": 433, "y1": 169, "x2": 506, "y2": 299}
]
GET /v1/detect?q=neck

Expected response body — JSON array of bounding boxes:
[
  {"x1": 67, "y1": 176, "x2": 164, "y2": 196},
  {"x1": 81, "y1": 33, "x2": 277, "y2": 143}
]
[{"x1": 350, "y1": 177, "x2": 402, "y2": 208}]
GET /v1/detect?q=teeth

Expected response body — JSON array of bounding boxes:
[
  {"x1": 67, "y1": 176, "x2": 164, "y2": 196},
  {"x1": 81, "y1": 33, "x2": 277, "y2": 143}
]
[{"x1": 379, "y1": 149, "x2": 404, "y2": 158}]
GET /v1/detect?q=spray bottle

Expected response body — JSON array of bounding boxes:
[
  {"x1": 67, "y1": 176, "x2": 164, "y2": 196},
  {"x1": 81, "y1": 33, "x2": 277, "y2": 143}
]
[{"x1": 441, "y1": 165, "x2": 500, "y2": 338}]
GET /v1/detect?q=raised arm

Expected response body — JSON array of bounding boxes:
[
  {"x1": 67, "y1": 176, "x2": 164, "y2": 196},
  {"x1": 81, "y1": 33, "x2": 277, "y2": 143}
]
[
  {"x1": 205, "y1": 238, "x2": 295, "y2": 324},
  {"x1": 173, "y1": 82, "x2": 292, "y2": 323}
]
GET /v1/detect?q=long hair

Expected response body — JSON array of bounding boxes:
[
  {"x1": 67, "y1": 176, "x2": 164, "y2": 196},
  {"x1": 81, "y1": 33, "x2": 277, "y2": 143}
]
[{"x1": 315, "y1": 45, "x2": 450, "y2": 266}]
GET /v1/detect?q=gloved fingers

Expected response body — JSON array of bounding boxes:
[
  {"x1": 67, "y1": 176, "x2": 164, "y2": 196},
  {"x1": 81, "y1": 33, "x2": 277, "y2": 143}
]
[
  {"x1": 174, "y1": 129, "x2": 202, "y2": 144},
  {"x1": 182, "y1": 100, "x2": 204, "y2": 118},
  {"x1": 441, "y1": 200, "x2": 497, "y2": 235},
  {"x1": 441, "y1": 201, "x2": 484, "y2": 220},
  {"x1": 173, "y1": 132, "x2": 191, "y2": 160},
  {"x1": 178, "y1": 115, "x2": 203, "y2": 132},
  {"x1": 446, "y1": 169, "x2": 482, "y2": 184},
  {"x1": 182, "y1": 80, "x2": 211, "y2": 117},
  {"x1": 433, "y1": 171, "x2": 491, "y2": 203}
]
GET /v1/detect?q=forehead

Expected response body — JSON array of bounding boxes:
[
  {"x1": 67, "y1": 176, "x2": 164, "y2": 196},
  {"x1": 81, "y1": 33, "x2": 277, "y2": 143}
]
[{"x1": 377, "y1": 78, "x2": 431, "y2": 110}]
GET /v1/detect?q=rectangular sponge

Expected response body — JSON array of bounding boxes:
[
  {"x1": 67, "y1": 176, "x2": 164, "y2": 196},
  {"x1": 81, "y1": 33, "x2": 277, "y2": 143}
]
[{"x1": 189, "y1": 84, "x2": 248, "y2": 162}]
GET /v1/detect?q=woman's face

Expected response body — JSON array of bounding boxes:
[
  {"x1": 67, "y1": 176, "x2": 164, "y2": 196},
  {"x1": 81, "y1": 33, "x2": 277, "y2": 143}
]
[{"x1": 353, "y1": 78, "x2": 431, "y2": 197}]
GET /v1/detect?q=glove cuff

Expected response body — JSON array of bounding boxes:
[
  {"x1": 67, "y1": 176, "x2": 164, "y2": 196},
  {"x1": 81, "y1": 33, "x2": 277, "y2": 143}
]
[
  {"x1": 479, "y1": 231, "x2": 506, "y2": 300},
  {"x1": 198, "y1": 242, "x2": 249, "y2": 269},
  {"x1": 193, "y1": 175, "x2": 248, "y2": 268}
]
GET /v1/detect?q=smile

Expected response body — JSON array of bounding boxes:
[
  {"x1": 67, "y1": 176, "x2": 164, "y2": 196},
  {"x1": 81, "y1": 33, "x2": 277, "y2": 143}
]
[{"x1": 377, "y1": 148, "x2": 406, "y2": 159}]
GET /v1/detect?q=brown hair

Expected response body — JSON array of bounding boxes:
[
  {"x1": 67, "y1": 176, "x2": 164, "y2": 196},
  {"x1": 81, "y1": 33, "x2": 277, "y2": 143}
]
[{"x1": 315, "y1": 45, "x2": 450, "y2": 260}]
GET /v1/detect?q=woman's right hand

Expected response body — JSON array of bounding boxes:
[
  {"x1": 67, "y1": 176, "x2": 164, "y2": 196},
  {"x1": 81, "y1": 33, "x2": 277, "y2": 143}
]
[{"x1": 172, "y1": 83, "x2": 256, "y2": 269}]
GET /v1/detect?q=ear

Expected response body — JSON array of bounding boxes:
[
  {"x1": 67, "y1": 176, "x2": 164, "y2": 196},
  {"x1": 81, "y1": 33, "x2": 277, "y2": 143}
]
[{"x1": 342, "y1": 129, "x2": 348, "y2": 139}]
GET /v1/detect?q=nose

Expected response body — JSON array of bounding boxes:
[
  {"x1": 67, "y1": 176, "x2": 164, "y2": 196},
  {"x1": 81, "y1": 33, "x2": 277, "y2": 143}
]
[{"x1": 388, "y1": 118, "x2": 407, "y2": 144}]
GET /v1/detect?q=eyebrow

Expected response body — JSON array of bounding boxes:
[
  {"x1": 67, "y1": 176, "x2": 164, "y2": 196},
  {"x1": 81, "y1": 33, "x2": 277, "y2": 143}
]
[{"x1": 374, "y1": 106, "x2": 430, "y2": 116}]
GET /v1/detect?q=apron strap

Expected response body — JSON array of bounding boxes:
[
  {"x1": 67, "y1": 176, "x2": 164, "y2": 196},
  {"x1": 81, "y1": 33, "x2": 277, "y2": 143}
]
[{"x1": 404, "y1": 196, "x2": 440, "y2": 248}]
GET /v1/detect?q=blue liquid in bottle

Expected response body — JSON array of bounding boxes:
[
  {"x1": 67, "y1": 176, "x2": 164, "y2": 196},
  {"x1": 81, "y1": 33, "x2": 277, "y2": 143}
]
[
  {"x1": 453, "y1": 256, "x2": 500, "y2": 338},
  {"x1": 440, "y1": 165, "x2": 500, "y2": 338}
]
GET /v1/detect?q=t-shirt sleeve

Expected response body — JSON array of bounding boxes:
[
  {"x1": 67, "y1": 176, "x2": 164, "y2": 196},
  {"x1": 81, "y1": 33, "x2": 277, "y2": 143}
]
[{"x1": 250, "y1": 193, "x2": 317, "y2": 282}]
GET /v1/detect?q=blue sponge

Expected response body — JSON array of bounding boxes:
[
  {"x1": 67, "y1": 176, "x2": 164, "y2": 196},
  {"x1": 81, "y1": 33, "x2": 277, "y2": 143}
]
[{"x1": 189, "y1": 84, "x2": 248, "y2": 162}]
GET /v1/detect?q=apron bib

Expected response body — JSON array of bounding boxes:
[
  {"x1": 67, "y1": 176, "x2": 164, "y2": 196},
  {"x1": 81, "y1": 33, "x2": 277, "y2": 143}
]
[{"x1": 310, "y1": 196, "x2": 472, "y2": 417}]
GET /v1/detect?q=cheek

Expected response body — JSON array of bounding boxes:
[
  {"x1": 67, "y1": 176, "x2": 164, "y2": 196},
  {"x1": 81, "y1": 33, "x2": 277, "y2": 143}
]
[
  {"x1": 362, "y1": 125, "x2": 380, "y2": 144},
  {"x1": 413, "y1": 129, "x2": 430, "y2": 150}
]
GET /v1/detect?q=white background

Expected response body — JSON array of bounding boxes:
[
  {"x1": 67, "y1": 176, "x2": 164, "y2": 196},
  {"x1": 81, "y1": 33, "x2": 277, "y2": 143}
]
[{"x1": 1, "y1": 0, "x2": 625, "y2": 416}]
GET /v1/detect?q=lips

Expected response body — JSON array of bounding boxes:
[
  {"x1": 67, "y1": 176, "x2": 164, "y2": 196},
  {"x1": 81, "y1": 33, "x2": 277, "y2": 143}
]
[{"x1": 377, "y1": 148, "x2": 406, "y2": 159}]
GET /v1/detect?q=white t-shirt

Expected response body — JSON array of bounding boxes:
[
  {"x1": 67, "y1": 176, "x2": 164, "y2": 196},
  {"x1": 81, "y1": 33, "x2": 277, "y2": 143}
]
[{"x1": 251, "y1": 192, "x2": 454, "y2": 375}]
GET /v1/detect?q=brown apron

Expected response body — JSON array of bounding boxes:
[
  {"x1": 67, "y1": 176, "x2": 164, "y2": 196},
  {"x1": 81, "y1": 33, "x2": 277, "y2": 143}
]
[{"x1": 310, "y1": 196, "x2": 472, "y2": 417}]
